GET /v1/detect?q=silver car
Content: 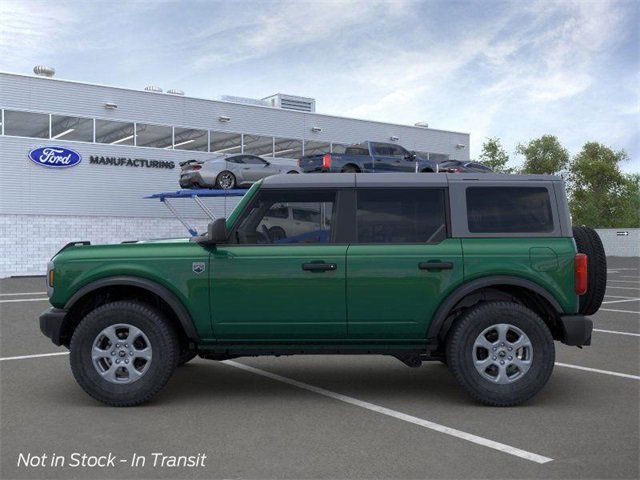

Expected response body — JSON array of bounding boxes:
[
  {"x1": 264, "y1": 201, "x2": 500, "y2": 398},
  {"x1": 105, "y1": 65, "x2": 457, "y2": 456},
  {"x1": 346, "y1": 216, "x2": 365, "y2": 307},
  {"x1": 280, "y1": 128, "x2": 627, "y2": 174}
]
[{"x1": 179, "y1": 154, "x2": 301, "y2": 189}]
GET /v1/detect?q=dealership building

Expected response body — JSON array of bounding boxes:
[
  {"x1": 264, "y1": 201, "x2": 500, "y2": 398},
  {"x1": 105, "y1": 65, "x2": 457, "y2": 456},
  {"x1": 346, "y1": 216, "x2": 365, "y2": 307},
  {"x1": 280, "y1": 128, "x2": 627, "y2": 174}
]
[{"x1": 0, "y1": 69, "x2": 470, "y2": 277}]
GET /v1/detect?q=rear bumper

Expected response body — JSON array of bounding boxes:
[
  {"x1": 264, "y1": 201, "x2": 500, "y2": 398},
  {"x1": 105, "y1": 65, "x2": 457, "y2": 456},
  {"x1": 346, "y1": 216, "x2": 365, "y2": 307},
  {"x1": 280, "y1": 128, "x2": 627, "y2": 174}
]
[
  {"x1": 39, "y1": 307, "x2": 68, "y2": 346},
  {"x1": 559, "y1": 314, "x2": 593, "y2": 346}
]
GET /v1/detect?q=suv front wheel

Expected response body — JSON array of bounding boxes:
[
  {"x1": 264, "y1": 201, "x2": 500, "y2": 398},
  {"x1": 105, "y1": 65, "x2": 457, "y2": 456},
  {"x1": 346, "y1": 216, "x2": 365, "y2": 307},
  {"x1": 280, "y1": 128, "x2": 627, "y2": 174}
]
[
  {"x1": 446, "y1": 301, "x2": 555, "y2": 407},
  {"x1": 70, "y1": 301, "x2": 179, "y2": 407}
]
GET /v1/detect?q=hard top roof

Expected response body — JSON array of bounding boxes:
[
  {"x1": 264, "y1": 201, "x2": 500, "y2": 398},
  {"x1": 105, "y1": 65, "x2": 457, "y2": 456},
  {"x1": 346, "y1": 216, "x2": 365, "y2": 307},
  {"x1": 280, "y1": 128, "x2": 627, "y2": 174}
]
[{"x1": 261, "y1": 173, "x2": 561, "y2": 188}]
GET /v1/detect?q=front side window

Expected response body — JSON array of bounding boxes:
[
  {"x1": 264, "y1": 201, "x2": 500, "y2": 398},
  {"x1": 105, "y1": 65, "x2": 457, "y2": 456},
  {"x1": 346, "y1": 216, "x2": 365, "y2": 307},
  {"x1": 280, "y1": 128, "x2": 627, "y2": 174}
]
[
  {"x1": 4, "y1": 110, "x2": 49, "y2": 138},
  {"x1": 235, "y1": 190, "x2": 335, "y2": 244},
  {"x1": 242, "y1": 155, "x2": 267, "y2": 165},
  {"x1": 466, "y1": 187, "x2": 554, "y2": 233},
  {"x1": 356, "y1": 189, "x2": 447, "y2": 243}
]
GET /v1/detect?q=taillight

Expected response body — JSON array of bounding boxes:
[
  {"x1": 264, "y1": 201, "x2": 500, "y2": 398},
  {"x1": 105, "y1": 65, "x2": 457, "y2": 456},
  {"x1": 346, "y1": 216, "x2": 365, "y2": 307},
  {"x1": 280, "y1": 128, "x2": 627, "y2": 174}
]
[
  {"x1": 575, "y1": 253, "x2": 588, "y2": 295},
  {"x1": 297, "y1": 159, "x2": 301, "y2": 167},
  {"x1": 322, "y1": 154, "x2": 331, "y2": 169}
]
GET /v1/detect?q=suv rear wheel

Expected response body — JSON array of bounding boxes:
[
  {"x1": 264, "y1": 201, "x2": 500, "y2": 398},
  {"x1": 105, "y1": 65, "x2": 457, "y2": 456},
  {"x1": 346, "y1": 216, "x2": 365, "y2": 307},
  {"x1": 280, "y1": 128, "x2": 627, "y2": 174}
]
[
  {"x1": 446, "y1": 301, "x2": 555, "y2": 406},
  {"x1": 70, "y1": 301, "x2": 179, "y2": 407}
]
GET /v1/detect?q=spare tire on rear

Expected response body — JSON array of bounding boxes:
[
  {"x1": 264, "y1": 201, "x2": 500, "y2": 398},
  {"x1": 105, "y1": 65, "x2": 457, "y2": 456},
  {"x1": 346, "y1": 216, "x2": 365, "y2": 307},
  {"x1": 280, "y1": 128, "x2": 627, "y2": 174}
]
[{"x1": 572, "y1": 226, "x2": 607, "y2": 315}]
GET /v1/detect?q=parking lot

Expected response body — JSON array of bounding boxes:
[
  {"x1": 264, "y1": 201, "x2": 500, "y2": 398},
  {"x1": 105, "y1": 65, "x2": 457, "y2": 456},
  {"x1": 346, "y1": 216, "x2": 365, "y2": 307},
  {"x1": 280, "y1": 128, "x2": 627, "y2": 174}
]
[{"x1": 1, "y1": 256, "x2": 638, "y2": 479}]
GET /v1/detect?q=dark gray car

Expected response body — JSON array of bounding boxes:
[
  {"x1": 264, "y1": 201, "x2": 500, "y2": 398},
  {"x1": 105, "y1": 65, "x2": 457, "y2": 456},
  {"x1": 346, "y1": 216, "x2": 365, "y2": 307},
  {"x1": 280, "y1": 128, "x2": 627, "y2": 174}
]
[{"x1": 179, "y1": 154, "x2": 301, "y2": 189}]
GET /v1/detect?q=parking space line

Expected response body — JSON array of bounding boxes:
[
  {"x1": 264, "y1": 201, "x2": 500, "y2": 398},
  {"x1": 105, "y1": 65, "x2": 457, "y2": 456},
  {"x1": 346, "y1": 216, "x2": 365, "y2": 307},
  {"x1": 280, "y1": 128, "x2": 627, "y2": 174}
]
[
  {"x1": 606, "y1": 286, "x2": 640, "y2": 291},
  {"x1": 0, "y1": 352, "x2": 69, "y2": 362},
  {"x1": 555, "y1": 362, "x2": 640, "y2": 380},
  {"x1": 222, "y1": 360, "x2": 553, "y2": 464},
  {"x1": 602, "y1": 297, "x2": 640, "y2": 305},
  {"x1": 0, "y1": 292, "x2": 47, "y2": 296},
  {"x1": 608, "y1": 280, "x2": 639, "y2": 285},
  {"x1": 604, "y1": 295, "x2": 636, "y2": 299},
  {"x1": 616, "y1": 275, "x2": 640, "y2": 279},
  {"x1": 600, "y1": 308, "x2": 640, "y2": 314},
  {"x1": 593, "y1": 328, "x2": 640, "y2": 337},
  {"x1": 0, "y1": 297, "x2": 49, "y2": 304}
]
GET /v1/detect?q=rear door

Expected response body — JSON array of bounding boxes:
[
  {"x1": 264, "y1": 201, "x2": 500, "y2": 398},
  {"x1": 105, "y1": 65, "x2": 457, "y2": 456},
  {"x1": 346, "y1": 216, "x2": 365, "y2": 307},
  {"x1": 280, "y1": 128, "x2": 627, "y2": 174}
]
[
  {"x1": 346, "y1": 187, "x2": 463, "y2": 339},
  {"x1": 210, "y1": 188, "x2": 349, "y2": 340}
]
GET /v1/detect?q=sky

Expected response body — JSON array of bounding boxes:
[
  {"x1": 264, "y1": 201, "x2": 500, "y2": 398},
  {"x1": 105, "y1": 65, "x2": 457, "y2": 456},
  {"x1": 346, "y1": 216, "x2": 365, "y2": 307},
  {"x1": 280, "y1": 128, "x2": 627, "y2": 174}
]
[{"x1": 1, "y1": 0, "x2": 638, "y2": 172}]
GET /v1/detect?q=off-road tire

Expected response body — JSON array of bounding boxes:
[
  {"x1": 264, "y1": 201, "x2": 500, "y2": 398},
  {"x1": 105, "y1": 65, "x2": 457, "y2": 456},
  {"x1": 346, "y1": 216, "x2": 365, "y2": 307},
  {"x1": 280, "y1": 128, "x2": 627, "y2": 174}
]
[
  {"x1": 70, "y1": 301, "x2": 179, "y2": 407},
  {"x1": 572, "y1": 226, "x2": 607, "y2": 315},
  {"x1": 446, "y1": 301, "x2": 555, "y2": 407}
]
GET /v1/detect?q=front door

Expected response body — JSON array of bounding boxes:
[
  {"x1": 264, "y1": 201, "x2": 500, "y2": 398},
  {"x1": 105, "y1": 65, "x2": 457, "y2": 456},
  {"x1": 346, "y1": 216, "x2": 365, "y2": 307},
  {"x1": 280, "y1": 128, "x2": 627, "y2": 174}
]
[
  {"x1": 210, "y1": 188, "x2": 348, "y2": 340},
  {"x1": 346, "y1": 187, "x2": 463, "y2": 339}
]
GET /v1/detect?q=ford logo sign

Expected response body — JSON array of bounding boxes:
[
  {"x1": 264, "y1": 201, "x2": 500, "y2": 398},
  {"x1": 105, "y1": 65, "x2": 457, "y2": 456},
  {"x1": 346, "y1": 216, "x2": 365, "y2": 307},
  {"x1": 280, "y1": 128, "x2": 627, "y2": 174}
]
[{"x1": 28, "y1": 146, "x2": 82, "y2": 168}]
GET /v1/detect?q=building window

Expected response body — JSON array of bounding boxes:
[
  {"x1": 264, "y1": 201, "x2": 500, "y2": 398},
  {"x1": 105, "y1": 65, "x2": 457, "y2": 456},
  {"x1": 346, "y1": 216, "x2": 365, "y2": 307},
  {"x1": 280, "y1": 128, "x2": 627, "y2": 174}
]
[
  {"x1": 95, "y1": 119, "x2": 135, "y2": 145},
  {"x1": 3, "y1": 110, "x2": 49, "y2": 138},
  {"x1": 173, "y1": 127, "x2": 208, "y2": 151},
  {"x1": 210, "y1": 131, "x2": 242, "y2": 154},
  {"x1": 331, "y1": 143, "x2": 349, "y2": 154},
  {"x1": 243, "y1": 134, "x2": 273, "y2": 156},
  {"x1": 135, "y1": 123, "x2": 172, "y2": 149},
  {"x1": 466, "y1": 187, "x2": 554, "y2": 233},
  {"x1": 356, "y1": 188, "x2": 447, "y2": 243},
  {"x1": 51, "y1": 115, "x2": 93, "y2": 142},
  {"x1": 304, "y1": 140, "x2": 330, "y2": 156},
  {"x1": 273, "y1": 137, "x2": 303, "y2": 159}
]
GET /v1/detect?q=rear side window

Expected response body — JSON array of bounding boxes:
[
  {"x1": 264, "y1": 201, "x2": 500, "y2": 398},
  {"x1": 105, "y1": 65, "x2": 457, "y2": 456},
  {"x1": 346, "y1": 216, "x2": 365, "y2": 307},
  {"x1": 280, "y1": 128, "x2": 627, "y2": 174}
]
[
  {"x1": 466, "y1": 187, "x2": 553, "y2": 233},
  {"x1": 356, "y1": 189, "x2": 447, "y2": 243}
]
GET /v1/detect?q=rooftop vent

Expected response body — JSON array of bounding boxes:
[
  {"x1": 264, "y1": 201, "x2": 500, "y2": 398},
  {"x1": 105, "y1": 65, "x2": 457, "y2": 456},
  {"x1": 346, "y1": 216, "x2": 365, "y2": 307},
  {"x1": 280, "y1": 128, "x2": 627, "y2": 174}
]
[
  {"x1": 263, "y1": 93, "x2": 315, "y2": 113},
  {"x1": 414, "y1": 122, "x2": 429, "y2": 128},
  {"x1": 144, "y1": 85, "x2": 163, "y2": 93},
  {"x1": 218, "y1": 95, "x2": 270, "y2": 107},
  {"x1": 33, "y1": 65, "x2": 55, "y2": 77},
  {"x1": 167, "y1": 89, "x2": 184, "y2": 96}
]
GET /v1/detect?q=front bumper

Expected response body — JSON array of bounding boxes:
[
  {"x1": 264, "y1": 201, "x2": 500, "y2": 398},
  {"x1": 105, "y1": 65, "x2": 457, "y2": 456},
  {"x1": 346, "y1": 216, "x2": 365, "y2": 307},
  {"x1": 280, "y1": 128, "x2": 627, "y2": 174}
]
[
  {"x1": 39, "y1": 307, "x2": 68, "y2": 346},
  {"x1": 559, "y1": 314, "x2": 593, "y2": 346}
]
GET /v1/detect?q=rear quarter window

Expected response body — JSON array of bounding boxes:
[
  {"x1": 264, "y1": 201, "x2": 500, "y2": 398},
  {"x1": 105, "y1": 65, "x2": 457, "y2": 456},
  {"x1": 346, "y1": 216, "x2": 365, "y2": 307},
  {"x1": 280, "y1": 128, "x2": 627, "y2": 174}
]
[{"x1": 466, "y1": 187, "x2": 554, "y2": 233}]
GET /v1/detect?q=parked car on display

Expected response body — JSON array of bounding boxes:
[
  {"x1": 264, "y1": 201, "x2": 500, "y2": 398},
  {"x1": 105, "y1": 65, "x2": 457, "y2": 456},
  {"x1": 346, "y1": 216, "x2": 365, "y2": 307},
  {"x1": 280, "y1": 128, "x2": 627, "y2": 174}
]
[
  {"x1": 179, "y1": 154, "x2": 301, "y2": 189},
  {"x1": 438, "y1": 159, "x2": 494, "y2": 173},
  {"x1": 298, "y1": 141, "x2": 438, "y2": 173},
  {"x1": 40, "y1": 173, "x2": 606, "y2": 407}
]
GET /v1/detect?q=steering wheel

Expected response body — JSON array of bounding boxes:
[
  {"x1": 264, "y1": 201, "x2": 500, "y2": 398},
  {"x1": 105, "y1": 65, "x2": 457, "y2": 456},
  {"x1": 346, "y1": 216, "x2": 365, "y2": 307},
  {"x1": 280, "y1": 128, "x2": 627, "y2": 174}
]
[{"x1": 260, "y1": 225, "x2": 273, "y2": 243}]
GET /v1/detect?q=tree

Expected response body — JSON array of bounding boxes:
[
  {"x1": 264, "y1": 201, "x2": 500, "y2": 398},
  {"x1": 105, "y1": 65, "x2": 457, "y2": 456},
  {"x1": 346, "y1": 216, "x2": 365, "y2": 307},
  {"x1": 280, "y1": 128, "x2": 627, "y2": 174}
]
[
  {"x1": 478, "y1": 137, "x2": 513, "y2": 173},
  {"x1": 517, "y1": 135, "x2": 569, "y2": 175},
  {"x1": 568, "y1": 142, "x2": 638, "y2": 228}
]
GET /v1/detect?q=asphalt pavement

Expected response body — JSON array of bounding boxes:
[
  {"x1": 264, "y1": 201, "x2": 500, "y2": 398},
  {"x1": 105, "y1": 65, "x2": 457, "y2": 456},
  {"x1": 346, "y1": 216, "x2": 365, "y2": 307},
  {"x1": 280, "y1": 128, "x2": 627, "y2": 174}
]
[{"x1": 1, "y1": 257, "x2": 638, "y2": 479}]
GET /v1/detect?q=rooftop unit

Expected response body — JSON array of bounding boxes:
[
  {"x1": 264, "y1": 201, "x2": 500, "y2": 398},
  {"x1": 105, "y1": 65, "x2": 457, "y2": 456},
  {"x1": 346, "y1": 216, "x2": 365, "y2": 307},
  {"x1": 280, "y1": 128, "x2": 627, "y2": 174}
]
[{"x1": 263, "y1": 93, "x2": 316, "y2": 113}]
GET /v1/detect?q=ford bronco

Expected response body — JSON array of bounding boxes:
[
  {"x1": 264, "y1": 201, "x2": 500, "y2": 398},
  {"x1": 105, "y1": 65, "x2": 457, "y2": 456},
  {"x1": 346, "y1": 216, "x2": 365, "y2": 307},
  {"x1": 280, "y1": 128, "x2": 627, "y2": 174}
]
[{"x1": 39, "y1": 173, "x2": 606, "y2": 407}]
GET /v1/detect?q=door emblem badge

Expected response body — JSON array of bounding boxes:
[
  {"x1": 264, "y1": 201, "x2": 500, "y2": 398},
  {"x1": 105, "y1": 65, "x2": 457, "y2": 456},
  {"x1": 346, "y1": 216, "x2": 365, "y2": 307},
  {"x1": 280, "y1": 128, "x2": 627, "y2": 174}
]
[{"x1": 192, "y1": 262, "x2": 206, "y2": 274}]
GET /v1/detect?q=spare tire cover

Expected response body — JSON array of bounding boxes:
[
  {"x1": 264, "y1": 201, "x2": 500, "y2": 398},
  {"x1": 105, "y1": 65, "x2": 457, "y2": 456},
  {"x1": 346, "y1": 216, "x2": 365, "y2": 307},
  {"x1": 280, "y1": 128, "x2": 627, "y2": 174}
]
[{"x1": 572, "y1": 226, "x2": 607, "y2": 315}]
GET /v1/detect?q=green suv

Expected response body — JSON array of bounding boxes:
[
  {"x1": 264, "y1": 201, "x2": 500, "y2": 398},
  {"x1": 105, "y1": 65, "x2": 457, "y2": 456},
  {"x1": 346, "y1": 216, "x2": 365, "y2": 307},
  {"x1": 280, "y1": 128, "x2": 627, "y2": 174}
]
[{"x1": 39, "y1": 173, "x2": 606, "y2": 407}]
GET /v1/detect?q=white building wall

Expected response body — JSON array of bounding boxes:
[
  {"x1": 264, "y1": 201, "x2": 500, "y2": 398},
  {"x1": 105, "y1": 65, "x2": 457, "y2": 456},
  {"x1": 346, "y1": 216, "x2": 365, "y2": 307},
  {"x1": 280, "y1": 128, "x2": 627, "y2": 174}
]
[{"x1": 595, "y1": 229, "x2": 640, "y2": 257}]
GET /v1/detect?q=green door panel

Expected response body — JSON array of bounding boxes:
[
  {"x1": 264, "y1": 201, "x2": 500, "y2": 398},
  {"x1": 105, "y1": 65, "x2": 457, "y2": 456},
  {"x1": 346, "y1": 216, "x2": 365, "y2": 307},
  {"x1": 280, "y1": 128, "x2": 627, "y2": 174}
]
[
  {"x1": 462, "y1": 238, "x2": 578, "y2": 313},
  {"x1": 346, "y1": 239, "x2": 464, "y2": 339},
  {"x1": 50, "y1": 241, "x2": 213, "y2": 338},
  {"x1": 210, "y1": 245, "x2": 348, "y2": 340}
]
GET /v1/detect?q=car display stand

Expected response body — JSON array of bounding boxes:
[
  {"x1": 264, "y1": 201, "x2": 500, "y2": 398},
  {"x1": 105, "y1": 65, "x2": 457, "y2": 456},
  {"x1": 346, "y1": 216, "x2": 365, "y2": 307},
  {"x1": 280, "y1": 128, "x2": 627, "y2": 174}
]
[{"x1": 145, "y1": 189, "x2": 246, "y2": 236}]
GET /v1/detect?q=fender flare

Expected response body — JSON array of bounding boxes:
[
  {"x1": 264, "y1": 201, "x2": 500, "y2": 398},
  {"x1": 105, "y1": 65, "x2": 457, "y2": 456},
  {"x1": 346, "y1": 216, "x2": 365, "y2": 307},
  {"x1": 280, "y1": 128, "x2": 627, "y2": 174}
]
[
  {"x1": 64, "y1": 276, "x2": 199, "y2": 341},
  {"x1": 426, "y1": 275, "x2": 562, "y2": 342}
]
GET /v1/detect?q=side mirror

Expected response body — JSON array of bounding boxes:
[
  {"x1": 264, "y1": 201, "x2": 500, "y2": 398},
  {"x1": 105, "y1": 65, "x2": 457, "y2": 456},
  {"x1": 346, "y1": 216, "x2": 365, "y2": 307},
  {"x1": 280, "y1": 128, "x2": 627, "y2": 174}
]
[
  {"x1": 405, "y1": 152, "x2": 416, "y2": 160},
  {"x1": 264, "y1": 161, "x2": 271, "y2": 166},
  {"x1": 191, "y1": 218, "x2": 228, "y2": 245}
]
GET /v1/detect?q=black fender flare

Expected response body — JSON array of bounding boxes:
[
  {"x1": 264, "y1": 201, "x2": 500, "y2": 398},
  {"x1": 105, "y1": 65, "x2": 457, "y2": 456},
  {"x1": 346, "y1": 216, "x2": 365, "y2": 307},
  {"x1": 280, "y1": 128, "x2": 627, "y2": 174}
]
[
  {"x1": 64, "y1": 276, "x2": 199, "y2": 341},
  {"x1": 426, "y1": 275, "x2": 562, "y2": 342}
]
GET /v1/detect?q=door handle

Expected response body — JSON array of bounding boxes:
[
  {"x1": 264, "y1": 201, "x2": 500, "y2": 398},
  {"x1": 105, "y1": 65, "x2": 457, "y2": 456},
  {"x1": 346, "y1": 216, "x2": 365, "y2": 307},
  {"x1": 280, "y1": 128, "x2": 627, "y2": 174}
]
[
  {"x1": 418, "y1": 261, "x2": 453, "y2": 271},
  {"x1": 302, "y1": 262, "x2": 337, "y2": 272}
]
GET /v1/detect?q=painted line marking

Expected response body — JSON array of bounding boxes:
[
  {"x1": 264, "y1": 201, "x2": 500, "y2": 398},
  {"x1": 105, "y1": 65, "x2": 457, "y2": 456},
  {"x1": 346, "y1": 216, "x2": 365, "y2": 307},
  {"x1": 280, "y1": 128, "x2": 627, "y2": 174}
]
[
  {"x1": 555, "y1": 363, "x2": 640, "y2": 380},
  {"x1": 606, "y1": 286, "x2": 640, "y2": 291},
  {"x1": 222, "y1": 360, "x2": 553, "y2": 464},
  {"x1": 602, "y1": 297, "x2": 640, "y2": 305},
  {"x1": 616, "y1": 275, "x2": 640, "y2": 279},
  {"x1": 607, "y1": 280, "x2": 639, "y2": 285},
  {"x1": 0, "y1": 292, "x2": 47, "y2": 296},
  {"x1": 604, "y1": 295, "x2": 636, "y2": 299},
  {"x1": 600, "y1": 308, "x2": 640, "y2": 314},
  {"x1": 593, "y1": 328, "x2": 640, "y2": 337},
  {"x1": 0, "y1": 352, "x2": 69, "y2": 362},
  {"x1": 0, "y1": 297, "x2": 49, "y2": 304}
]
